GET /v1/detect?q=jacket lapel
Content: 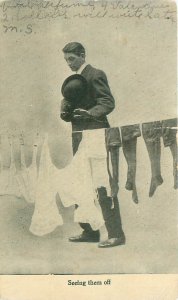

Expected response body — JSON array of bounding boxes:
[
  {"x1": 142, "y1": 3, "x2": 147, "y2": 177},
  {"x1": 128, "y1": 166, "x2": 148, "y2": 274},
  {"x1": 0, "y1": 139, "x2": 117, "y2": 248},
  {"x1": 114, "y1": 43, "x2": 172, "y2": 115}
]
[{"x1": 81, "y1": 64, "x2": 91, "y2": 77}]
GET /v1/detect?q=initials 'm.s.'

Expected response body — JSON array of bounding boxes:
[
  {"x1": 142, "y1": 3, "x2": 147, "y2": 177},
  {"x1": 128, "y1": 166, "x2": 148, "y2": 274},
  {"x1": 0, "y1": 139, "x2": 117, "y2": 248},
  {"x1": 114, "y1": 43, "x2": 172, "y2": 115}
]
[{"x1": 3, "y1": 24, "x2": 33, "y2": 34}]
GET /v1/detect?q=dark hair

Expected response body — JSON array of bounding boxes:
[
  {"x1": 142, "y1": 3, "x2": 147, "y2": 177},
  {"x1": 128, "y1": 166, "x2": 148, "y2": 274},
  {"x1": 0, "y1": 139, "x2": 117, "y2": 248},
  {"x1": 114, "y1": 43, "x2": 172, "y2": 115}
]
[{"x1": 62, "y1": 42, "x2": 85, "y2": 56}]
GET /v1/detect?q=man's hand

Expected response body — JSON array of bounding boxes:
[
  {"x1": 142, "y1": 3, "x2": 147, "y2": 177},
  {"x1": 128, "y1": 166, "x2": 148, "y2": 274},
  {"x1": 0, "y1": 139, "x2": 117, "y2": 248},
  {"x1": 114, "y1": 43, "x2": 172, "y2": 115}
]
[{"x1": 73, "y1": 108, "x2": 92, "y2": 120}]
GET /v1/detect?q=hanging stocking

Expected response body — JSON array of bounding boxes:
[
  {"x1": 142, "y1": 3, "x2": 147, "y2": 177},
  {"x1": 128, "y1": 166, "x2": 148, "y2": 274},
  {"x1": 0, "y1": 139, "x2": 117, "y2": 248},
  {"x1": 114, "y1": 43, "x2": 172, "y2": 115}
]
[
  {"x1": 142, "y1": 121, "x2": 163, "y2": 197},
  {"x1": 162, "y1": 118, "x2": 178, "y2": 189},
  {"x1": 121, "y1": 124, "x2": 141, "y2": 204},
  {"x1": 105, "y1": 127, "x2": 122, "y2": 199}
]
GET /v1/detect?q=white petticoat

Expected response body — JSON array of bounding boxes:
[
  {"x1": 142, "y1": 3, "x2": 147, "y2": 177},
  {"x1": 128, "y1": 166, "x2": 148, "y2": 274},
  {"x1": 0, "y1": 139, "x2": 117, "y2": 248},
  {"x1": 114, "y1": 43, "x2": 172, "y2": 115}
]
[
  {"x1": 30, "y1": 129, "x2": 111, "y2": 235},
  {"x1": 55, "y1": 129, "x2": 110, "y2": 231}
]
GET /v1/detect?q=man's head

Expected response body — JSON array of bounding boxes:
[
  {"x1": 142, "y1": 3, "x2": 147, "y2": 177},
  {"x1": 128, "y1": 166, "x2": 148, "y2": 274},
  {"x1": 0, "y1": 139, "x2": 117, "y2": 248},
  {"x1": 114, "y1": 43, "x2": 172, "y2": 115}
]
[{"x1": 62, "y1": 42, "x2": 86, "y2": 72}]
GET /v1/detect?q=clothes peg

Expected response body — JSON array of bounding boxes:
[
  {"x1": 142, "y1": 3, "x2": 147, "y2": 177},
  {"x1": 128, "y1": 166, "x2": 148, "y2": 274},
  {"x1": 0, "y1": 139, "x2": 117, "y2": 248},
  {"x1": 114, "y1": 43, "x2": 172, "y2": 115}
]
[
  {"x1": 7, "y1": 132, "x2": 12, "y2": 145},
  {"x1": 33, "y1": 131, "x2": 40, "y2": 147},
  {"x1": 19, "y1": 132, "x2": 25, "y2": 146}
]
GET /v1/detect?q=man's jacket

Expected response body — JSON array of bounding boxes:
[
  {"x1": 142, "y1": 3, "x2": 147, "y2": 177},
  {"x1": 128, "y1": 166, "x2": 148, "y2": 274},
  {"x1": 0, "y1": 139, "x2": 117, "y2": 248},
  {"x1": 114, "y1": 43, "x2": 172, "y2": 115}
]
[{"x1": 60, "y1": 64, "x2": 115, "y2": 131}]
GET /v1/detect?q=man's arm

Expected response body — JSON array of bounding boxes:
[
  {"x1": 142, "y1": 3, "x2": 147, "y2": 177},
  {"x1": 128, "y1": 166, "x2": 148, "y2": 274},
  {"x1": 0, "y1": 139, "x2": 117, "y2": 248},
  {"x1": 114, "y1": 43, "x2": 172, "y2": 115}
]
[
  {"x1": 88, "y1": 70, "x2": 115, "y2": 118},
  {"x1": 60, "y1": 98, "x2": 74, "y2": 122}
]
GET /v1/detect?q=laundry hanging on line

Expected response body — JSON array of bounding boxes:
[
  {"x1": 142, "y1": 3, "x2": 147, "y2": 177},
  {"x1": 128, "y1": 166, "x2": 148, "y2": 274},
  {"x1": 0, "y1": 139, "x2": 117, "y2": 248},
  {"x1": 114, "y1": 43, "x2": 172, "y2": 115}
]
[{"x1": 0, "y1": 117, "x2": 177, "y2": 236}]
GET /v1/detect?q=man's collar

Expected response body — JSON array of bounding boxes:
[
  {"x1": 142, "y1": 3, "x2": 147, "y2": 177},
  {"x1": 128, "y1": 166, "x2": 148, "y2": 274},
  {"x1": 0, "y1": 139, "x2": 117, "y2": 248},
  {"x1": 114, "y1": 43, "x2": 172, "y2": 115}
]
[{"x1": 76, "y1": 62, "x2": 88, "y2": 74}]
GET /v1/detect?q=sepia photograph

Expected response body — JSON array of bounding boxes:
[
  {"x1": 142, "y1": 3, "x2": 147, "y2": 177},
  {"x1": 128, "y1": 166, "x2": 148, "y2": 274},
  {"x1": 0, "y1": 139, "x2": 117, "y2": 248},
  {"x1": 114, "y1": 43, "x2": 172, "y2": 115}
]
[{"x1": 0, "y1": 0, "x2": 177, "y2": 276}]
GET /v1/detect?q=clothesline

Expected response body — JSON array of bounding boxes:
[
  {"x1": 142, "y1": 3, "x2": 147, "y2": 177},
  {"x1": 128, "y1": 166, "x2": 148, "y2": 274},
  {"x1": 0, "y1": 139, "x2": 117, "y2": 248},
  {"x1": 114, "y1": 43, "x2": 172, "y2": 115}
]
[
  {"x1": 72, "y1": 118, "x2": 178, "y2": 133},
  {"x1": 0, "y1": 116, "x2": 177, "y2": 136}
]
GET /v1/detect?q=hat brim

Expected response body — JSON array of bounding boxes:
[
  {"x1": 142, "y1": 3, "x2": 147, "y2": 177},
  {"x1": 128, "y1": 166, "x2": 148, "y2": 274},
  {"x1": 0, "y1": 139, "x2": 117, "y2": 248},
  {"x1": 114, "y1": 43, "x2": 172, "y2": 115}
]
[{"x1": 61, "y1": 74, "x2": 88, "y2": 101}]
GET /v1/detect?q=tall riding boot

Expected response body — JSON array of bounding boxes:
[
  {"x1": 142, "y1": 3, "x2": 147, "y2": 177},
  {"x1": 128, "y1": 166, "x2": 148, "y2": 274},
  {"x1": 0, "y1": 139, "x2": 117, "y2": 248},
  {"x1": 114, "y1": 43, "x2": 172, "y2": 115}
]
[{"x1": 142, "y1": 121, "x2": 163, "y2": 197}]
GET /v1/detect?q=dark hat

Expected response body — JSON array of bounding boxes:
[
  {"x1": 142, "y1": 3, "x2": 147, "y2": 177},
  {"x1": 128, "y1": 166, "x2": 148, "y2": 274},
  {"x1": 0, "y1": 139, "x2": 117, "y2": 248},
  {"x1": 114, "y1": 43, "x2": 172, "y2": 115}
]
[{"x1": 61, "y1": 74, "x2": 87, "y2": 102}]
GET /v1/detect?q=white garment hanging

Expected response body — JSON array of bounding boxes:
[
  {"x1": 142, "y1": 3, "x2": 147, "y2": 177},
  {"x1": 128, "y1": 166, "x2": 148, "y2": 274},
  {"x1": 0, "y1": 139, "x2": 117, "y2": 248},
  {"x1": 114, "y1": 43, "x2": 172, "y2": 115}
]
[
  {"x1": 30, "y1": 135, "x2": 63, "y2": 236},
  {"x1": 0, "y1": 135, "x2": 9, "y2": 195},
  {"x1": 54, "y1": 136, "x2": 104, "y2": 230},
  {"x1": 54, "y1": 129, "x2": 110, "y2": 230},
  {"x1": 3, "y1": 138, "x2": 21, "y2": 197},
  {"x1": 82, "y1": 129, "x2": 111, "y2": 196},
  {"x1": 0, "y1": 136, "x2": 2, "y2": 173},
  {"x1": 27, "y1": 133, "x2": 40, "y2": 203},
  {"x1": 26, "y1": 144, "x2": 38, "y2": 203},
  {"x1": 15, "y1": 135, "x2": 38, "y2": 203},
  {"x1": 15, "y1": 140, "x2": 32, "y2": 202},
  {"x1": 30, "y1": 129, "x2": 111, "y2": 234}
]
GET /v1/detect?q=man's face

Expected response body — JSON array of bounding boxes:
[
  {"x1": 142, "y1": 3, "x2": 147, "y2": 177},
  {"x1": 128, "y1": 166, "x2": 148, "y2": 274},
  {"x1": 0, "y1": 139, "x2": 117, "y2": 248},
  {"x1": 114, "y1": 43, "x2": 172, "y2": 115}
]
[{"x1": 64, "y1": 53, "x2": 85, "y2": 72}]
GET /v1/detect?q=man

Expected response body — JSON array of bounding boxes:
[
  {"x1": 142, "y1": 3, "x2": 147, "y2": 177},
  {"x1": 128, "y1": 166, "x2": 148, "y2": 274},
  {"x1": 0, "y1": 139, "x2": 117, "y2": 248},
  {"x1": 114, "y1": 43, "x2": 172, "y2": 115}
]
[{"x1": 60, "y1": 42, "x2": 125, "y2": 248}]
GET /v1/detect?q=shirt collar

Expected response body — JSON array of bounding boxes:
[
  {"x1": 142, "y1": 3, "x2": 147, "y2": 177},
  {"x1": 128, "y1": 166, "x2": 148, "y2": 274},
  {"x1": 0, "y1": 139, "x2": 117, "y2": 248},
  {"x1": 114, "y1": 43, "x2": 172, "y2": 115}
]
[{"x1": 76, "y1": 62, "x2": 88, "y2": 74}]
